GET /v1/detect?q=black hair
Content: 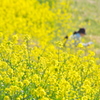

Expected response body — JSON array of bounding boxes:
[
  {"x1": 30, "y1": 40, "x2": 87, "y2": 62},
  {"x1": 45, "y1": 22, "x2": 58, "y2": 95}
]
[
  {"x1": 64, "y1": 35, "x2": 68, "y2": 39},
  {"x1": 73, "y1": 31, "x2": 78, "y2": 35},
  {"x1": 73, "y1": 28, "x2": 86, "y2": 35}
]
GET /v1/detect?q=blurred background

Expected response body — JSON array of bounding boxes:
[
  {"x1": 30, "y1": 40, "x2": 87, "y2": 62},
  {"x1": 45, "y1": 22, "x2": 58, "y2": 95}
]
[
  {"x1": 0, "y1": 0, "x2": 100, "y2": 57},
  {"x1": 72, "y1": 0, "x2": 100, "y2": 56}
]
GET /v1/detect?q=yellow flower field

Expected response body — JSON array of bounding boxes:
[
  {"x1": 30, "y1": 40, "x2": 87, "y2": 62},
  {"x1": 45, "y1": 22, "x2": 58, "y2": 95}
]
[{"x1": 0, "y1": 0, "x2": 100, "y2": 100}]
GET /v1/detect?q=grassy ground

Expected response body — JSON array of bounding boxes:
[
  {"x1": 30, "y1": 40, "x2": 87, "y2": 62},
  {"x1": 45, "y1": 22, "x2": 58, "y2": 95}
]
[
  {"x1": 72, "y1": 0, "x2": 100, "y2": 56},
  {"x1": 72, "y1": 0, "x2": 100, "y2": 35}
]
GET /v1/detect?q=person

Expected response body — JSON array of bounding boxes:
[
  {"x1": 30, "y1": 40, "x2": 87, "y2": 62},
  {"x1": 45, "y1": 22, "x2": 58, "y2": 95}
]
[{"x1": 63, "y1": 28, "x2": 93, "y2": 47}]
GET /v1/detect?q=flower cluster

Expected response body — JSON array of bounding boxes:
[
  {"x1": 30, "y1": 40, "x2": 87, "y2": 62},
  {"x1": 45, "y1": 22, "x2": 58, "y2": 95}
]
[{"x1": 0, "y1": 0, "x2": 100, "y2": 100}]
